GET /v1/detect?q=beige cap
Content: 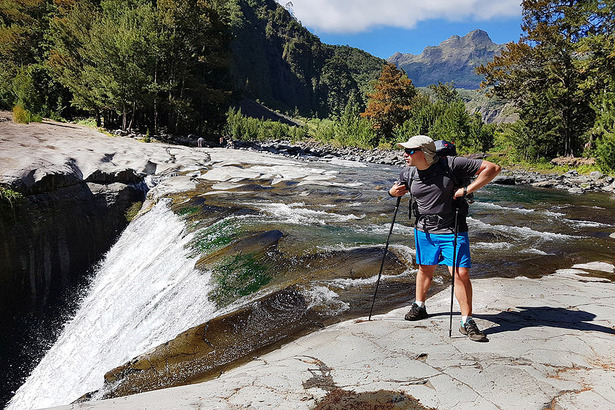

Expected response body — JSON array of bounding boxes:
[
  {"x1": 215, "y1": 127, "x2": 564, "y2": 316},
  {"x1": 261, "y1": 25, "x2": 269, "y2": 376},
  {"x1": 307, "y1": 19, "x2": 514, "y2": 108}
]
[{"x1": 397, "y1": 135, "x2": 437, "y2": 164}]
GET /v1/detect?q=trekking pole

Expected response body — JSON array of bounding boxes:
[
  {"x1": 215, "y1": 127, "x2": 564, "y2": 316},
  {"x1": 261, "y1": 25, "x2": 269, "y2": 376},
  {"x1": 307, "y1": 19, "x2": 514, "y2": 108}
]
[
  {"x1": 368, "y1": 196, "x2": 402, "y2": 321},
  {"x1": 449, "y1": 207, "x2": 460, "y2": 337}
]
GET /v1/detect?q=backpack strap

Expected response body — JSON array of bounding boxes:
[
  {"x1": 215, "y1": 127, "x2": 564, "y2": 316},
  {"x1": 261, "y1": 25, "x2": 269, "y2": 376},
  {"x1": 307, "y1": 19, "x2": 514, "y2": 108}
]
[{"x1": 439, "y1": 156, "x2": 460, "y2": 187}]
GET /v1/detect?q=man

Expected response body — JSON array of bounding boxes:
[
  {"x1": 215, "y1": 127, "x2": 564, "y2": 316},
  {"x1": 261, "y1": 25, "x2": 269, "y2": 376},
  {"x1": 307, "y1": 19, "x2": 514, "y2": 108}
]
[{"x1": 389, "y1": 135, "x2": 501, "y2": 342}]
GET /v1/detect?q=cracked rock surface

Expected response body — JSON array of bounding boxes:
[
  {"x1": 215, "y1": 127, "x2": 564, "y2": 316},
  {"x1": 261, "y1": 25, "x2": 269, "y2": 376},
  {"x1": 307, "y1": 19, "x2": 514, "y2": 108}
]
[{"x1": 55, "y1": 270, "x2": 615, "y2": 409}]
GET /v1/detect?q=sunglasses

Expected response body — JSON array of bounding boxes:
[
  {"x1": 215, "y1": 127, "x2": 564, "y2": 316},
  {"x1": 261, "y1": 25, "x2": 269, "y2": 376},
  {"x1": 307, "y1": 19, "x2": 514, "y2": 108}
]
[{"x1": 404, "y1": 148, "x2": 421, "y2": 155}]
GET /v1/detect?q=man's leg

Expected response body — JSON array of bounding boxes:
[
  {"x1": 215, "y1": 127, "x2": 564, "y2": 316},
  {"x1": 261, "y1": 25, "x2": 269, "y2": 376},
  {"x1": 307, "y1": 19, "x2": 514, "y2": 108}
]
[
  {"x1": 405, "y1": 264, "x2": 436, "y2": 321},
  {"x1": 416, "y1": 264, "x2": 436, "y2": 302},
  {"x1": 450, "y1": 265, "x2": 488, "y2": 341},
  {"x1": 448, "y1": 266, "x2": 472, "y2": 317}
]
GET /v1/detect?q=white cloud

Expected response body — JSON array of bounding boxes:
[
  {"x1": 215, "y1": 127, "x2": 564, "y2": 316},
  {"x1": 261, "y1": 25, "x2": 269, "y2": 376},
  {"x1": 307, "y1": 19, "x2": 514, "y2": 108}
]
[{"x1": 277, "y1": 0, "x2": 521, "y2": 33}]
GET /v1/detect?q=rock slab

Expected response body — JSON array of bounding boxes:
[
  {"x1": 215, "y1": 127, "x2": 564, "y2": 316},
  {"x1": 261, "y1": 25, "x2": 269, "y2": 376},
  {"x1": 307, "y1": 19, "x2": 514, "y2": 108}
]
[{"x1": 53, "y1": 271, "x2": 615, "y2": 410}]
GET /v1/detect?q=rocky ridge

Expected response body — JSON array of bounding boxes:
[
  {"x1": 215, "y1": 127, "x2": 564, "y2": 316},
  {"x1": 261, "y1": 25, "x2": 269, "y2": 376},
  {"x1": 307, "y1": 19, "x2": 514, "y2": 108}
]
[{"x1": 388, "y1": 29, "x2": 506, "y2": 89}]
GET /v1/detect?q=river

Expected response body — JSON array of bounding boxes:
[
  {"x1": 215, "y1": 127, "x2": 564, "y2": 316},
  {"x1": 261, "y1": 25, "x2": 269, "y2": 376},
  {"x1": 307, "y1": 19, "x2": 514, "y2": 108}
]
[{"x1": 6, "y1": 150, "x2": 615, "y2": 408}]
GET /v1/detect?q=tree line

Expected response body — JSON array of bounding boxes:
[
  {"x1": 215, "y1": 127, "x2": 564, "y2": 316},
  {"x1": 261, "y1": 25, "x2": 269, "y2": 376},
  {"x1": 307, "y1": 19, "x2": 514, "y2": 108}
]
[
  {"x1": 1, "y1": 0, "x2": 384, "y2": 134},
  {"x1": 227, "y1": 63, "x2": 494, "y2": 154},
  {"x1": 477, "y1": 0, "x2": 615, "y2": 171},
  {"x1": 1, "y1": 0, "x2": 233, "y2": 134},
  {"x1": 2, "y1": 0, "x2": 614, "y2": 171}
]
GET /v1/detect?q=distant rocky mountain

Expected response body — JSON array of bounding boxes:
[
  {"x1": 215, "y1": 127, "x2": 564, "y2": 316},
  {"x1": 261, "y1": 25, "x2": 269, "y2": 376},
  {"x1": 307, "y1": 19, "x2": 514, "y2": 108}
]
[{"x1": 388, "y1": 29, "x2": 506, "y2": 89}]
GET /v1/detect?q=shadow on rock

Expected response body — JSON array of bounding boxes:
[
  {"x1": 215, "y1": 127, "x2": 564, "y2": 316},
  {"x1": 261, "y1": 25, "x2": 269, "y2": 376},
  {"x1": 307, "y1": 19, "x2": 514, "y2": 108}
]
[{"x1": 477, "y1": 306, "x2": 615, "y2": 335}]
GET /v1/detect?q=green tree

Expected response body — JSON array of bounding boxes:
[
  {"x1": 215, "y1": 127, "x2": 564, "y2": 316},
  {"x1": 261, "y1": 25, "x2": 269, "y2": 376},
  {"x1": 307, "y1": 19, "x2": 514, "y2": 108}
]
[
  {"x1": 477, "y1": 0, "x2": 606, "y2": 158},
  {"x1": 333, "y1": 101, "x2": 377, "y2": 148},
  {"x1": 361, "y1": 63, "x2": 417, "y2": 142},
  {"x1": 89, "y1": 0, "x2": 157, "y2": 130},
  {"x1": 317, "y1": 55, "x2": 361, "y2": 118},
  {"x1": 49, "y1": 0, "x2": 156, "y2": 129},
  {"x1": 49, "y1": 0, "x2": 101, "y2": 121},
  {"x1": 576, "y1": 3, "x2": 615, "y2": 169},
  {"x1": 428, "y1": 81, "x2": 460, "y2": 104},
  {"x1": 0, "y1": 0, "x2": 50, "y2": 109},
  {"x1": 156, "y1": 0, "x2": 232, "y2": 134},
  {"x1": 49, "y1": 0, "x2": 232, "y2": 134},
  {"x1": 393, "y1": 83, "x2": 494, "y2": 152}
]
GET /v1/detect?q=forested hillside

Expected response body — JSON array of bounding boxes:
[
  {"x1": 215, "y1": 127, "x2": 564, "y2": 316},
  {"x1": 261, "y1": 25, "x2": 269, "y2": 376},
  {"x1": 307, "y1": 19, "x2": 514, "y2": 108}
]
[
  {"x1": 0, "y1": 0, "x2": 385, "y2": 134},
  {"x1": 1, "y1": 0, "x2": 614, "y2": 171},
  {"x1": 228, "y1": 0, "x2": 385, "y2": 117}
]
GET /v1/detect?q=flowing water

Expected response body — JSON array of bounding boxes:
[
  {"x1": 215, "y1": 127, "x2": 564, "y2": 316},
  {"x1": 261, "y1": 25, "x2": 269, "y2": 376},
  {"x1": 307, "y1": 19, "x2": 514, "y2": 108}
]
[
  {"x1": 6, "y1": 152, "x2": 615, "y2": 409},
  {"x1": 7, "y1": 201, "x2": 218, "y2": 409}
]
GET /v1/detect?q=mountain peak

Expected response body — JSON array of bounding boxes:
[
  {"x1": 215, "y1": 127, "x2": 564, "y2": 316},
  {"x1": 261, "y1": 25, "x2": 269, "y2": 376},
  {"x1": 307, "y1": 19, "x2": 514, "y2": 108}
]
[
  {"x1": 387, "y1": 30, "x2": 505, "y2": 89},
  {"x1": 439, "y1": 29, "x2": 495, "y2": 50},
  {"x1": 466, "y1": 29, "x2": 492, "y2": 42}
]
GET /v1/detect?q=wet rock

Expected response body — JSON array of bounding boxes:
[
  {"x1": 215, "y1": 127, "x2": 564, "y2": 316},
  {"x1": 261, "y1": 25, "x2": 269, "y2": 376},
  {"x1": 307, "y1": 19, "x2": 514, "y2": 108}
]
[
  {"x1": 493, "y1": 175, "x2": 516, "y2": 185},
  {"x1": 196, "y1": 230, "x2": 284, "y2": 268},
  {"x1": 531, "y1": 180, "x2": 557, "y2": 188},
  {"x1": 568, "y1": 187, "x2": 585, "y2": 194},
  {"x1": 100, "y1": 287, "x2": 320, "y2": 399},
  {"x1": 0, "y1": 179, "x2": 147, "y2": 318}
]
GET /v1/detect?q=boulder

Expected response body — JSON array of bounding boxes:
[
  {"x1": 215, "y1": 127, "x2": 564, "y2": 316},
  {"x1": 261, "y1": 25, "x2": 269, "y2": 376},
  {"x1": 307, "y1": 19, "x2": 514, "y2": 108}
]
[
  {"x1": 493, "y1": 175, "x2": 516, "y2": 185},
  {"x1": 590, "y1": 171, "x2": 604, "y2": 181},
  {"x1": 531, "y1": 180, "x2": 557, "y2": 188}
]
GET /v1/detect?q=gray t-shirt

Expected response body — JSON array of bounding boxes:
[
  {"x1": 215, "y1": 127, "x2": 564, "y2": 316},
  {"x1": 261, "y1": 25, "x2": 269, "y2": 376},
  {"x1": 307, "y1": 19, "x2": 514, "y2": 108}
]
[{"x1": 398, "y1": 157, "x2": 482, "y2": 234}]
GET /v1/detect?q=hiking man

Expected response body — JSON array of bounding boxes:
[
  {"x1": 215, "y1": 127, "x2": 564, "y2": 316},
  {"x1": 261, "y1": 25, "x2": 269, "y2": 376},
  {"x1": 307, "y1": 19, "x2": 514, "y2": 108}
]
[{"x1": 389, "y1": 135, "x2": 501, "y2": 342}]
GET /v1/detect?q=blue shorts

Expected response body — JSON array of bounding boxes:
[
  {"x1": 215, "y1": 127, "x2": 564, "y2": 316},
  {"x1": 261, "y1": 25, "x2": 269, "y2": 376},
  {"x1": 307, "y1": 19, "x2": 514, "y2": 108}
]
[{"x1": 414, "y1": 229, "x2": 471, "y2": 268}]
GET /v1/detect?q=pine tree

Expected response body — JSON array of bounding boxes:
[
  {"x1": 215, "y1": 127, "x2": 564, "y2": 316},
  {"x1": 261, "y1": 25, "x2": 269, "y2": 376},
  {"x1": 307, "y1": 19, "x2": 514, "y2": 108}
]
[{"x1": 361, "y1": 63, "x2": 416, "y2": 142}]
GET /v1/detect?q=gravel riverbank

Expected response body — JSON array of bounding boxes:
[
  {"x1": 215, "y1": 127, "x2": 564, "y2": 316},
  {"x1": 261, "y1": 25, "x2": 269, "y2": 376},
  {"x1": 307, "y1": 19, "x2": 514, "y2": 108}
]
[{"x1": 225, "y1": 139, "x2": 615, "y2": 195}]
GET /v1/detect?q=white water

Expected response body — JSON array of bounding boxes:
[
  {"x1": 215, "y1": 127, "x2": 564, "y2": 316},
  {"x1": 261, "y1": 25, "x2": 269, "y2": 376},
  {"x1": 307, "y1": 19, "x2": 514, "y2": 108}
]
[{"x1": 8, "y1": 201, "x2": 217, "y2": 410}]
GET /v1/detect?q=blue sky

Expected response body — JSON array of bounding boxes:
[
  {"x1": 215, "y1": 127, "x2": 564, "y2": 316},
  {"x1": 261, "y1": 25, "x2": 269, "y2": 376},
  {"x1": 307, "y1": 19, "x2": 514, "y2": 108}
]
[{"x1": 276, "y1": 0, "x2": 523, "y2": 59}]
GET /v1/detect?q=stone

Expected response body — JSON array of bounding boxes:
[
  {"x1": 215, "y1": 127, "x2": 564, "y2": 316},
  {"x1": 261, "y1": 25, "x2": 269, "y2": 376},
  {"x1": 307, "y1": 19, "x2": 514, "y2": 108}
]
[
  {"x1": 590, "y1": 171, "x2": 603, "y2": 180},
  {"x1": 492, "y1": 175, "x2": 516, "y2": 185},
  {"x1": 531, "y1": 180, "x2": 557, "y2": 188},
  {"x1": 54, "y1": 273, "x2": 615, "y2": 410}
]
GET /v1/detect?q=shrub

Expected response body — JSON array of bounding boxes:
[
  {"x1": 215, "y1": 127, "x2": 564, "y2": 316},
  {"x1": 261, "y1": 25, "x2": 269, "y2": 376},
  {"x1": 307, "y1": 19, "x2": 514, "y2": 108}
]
[
  {"x1": 0, "y1": 186, "x2": 24, "y2": 216},
  {"x1": 596, "y1": 132, "x2": 615, "y2": 172},
  {"x1": 12, "y1": 105, "x2": 31, "y2": 124}
]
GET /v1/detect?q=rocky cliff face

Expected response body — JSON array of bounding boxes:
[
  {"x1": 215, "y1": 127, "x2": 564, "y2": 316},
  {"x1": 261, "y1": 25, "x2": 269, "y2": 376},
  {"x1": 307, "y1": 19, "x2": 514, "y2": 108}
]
[
  {"x1": 0, "y1": 113, "x2": 211, "y2": 320},
  {"x1": 388, "y1": 29, "x2": 506, "y2": 89},
  {"x1": 0, "y1": 179, "x2": 145, "y2": 317}
]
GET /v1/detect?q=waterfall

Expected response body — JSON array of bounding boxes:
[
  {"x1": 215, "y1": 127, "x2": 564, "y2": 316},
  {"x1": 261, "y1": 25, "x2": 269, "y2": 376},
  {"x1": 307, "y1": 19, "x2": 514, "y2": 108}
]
[{"x1": 8, "y1": 200, "x2": 216, "y2": 410}]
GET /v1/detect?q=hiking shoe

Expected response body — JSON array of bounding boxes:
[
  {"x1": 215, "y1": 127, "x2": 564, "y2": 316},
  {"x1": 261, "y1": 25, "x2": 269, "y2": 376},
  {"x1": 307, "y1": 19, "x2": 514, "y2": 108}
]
[
  {"x1": 404, "y1": 303, "x2": 428, "y2": 321},
  {"x1": 459, "y1": 319, "x2": 489, "y2": 342}
]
